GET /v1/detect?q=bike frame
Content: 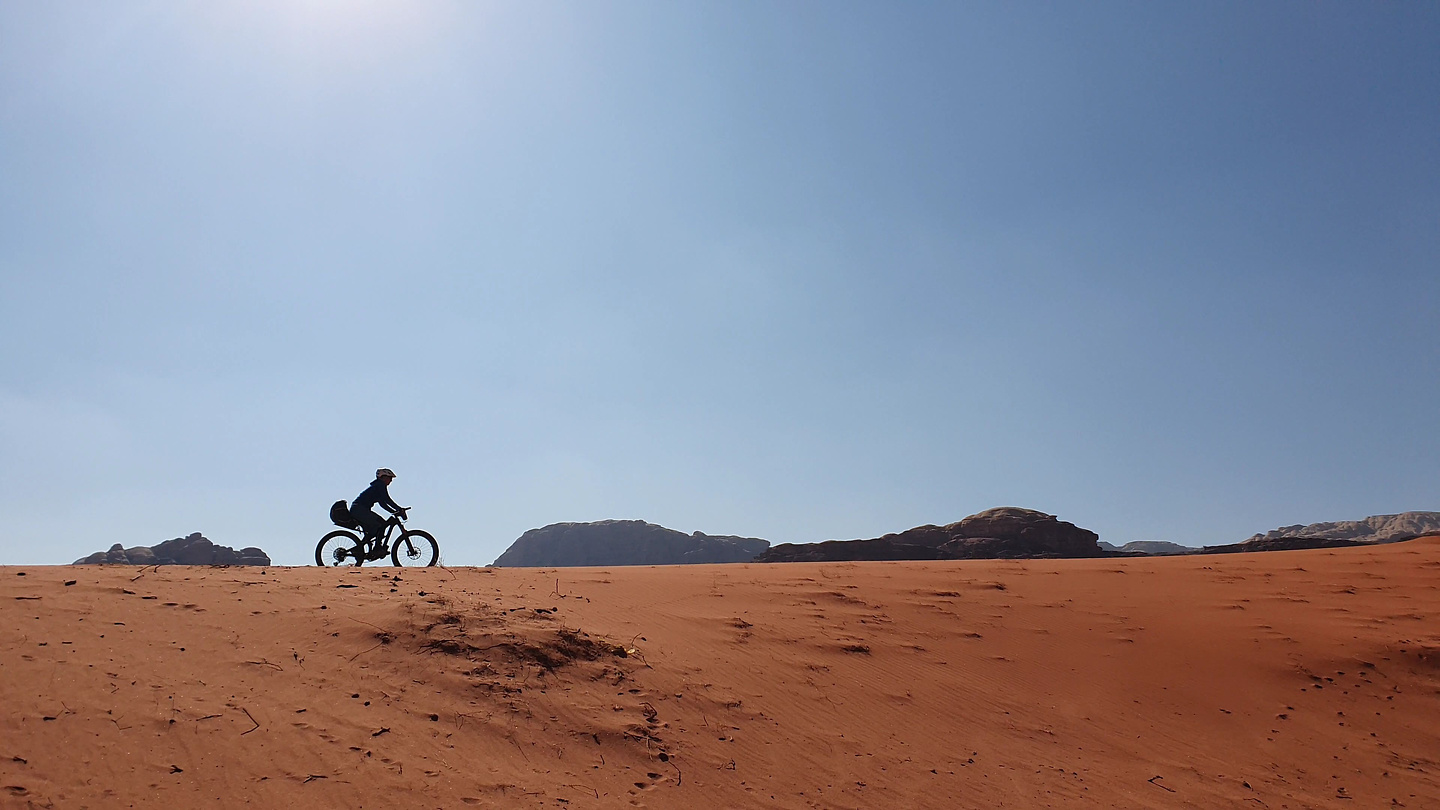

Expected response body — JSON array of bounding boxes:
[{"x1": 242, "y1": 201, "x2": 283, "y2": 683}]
[{"x1": 367, "y1": 513, "x2": 421, "y2": 557}]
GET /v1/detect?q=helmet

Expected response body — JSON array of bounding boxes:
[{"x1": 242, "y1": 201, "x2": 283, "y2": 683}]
[{"x1": 376, "y1": 468, "x2": 396, "y2": 480}]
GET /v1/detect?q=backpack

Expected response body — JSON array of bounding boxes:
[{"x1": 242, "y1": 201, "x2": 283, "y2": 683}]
[{"x1": 330, "y1": 499, "x2": 358, "y2": 529}]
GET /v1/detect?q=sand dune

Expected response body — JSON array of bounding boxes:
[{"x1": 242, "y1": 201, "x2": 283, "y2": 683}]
[{"x1": 3, "y1": 539, "x2": 1439, "y2": 809}]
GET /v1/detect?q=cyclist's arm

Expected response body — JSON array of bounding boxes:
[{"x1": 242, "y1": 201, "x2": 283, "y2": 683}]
[{"x1": 378, "y1": 487, "x2": 404, "y2": 515}]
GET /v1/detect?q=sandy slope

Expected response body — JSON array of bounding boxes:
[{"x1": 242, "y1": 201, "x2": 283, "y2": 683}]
[{"x1": 2, "y1": 539, "x2": 1438, "y2": 809}]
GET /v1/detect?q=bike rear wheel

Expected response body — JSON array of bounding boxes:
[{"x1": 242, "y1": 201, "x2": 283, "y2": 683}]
[
  {"x1": 391, "y1": 530, "x2": 439, "y2": 567},
  {"x1": 316, "y1": 530, "x2": 364, "y2": 567}
]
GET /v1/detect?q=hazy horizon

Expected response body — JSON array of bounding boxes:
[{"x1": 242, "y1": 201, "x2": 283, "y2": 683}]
[{"x1": 3, "y1": 2, "x2": 1437, "y2": 565}]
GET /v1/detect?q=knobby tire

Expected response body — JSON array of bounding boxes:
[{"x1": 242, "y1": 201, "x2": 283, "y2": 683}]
[
  {"x1": 316, "y1": 530, "x2": 364, "y2": 567},
  {"x1": 391, "y1": 530, "x2": 439, "y2": 567}
]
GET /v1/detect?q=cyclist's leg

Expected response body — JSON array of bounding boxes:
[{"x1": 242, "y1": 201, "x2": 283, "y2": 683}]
[{"x1": 351, "y1": 509, "x2": 386, "y2": 551}]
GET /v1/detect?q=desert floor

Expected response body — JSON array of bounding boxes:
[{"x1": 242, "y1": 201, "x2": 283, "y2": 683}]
[{"x1": 2, "y1": 538, "x2": 1438, "y2": 809}]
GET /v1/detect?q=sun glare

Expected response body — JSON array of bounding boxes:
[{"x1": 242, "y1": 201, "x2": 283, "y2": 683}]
[{"x1": 203, "y1": 0, "x2": 456, "y2": 66}]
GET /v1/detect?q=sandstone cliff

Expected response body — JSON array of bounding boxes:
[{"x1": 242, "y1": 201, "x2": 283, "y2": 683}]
[
  {"x1": 757, "y1": 507, "x2": 1102, "y2": 563},
  {"x1": 1244, "y1": 512, "x2": 1440, "y2": 546},
  {"x1": 1099, "y1": 541, "x2": 1196, "y2": 556},
  {"x1": 492, "y1": 520, "x2": 769, "y2": 567},
  {"x1": 72, "y1": 532, "x2": 271, "y2": 566},
  {"x1": 1201, "y1": 536, "x2": 1367, "y2": 555}
]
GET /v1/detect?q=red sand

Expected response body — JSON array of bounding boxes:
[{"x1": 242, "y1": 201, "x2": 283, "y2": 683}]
[{"x1": 3, "y1": 538, "x2": 1438, "y2": 809}]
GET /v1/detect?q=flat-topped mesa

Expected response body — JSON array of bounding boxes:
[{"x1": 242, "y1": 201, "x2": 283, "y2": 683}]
[
  {"x1": 72, "y1": 532, "x2": 270, "y2": 566},
  {"x1": 757, "y1": 507, "x2": 1103, "y2": 563},
  {"x1": 492, "y1": 520, "x2": 770, "y2": 567},
  {"x1": 1100, "y1": 540, "x2": 1195, "y2": 556},
  {"x1": 1201, "y1": 536, "x2": 1368, "y2": 555}
]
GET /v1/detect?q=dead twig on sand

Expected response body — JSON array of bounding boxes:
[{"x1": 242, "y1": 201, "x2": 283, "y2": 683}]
[
  {"x1": 658, "y1": 751, "x2": 681, "y2": 786},
  {"x1": 243, "y1": 659, "x2": 283, "y2": 671},
  {"x1": 564, "y1": 784, "x2": 599, "y2": 799},
  {"x1": 454, "y1": 710, "x2": 491, "y2": 730},
  {"x1": 240, "y1": 708, "x2": 260, "y2": 735},
  {"x1": 508, "y1": 735, "x2": 530, "y2": 762},
  {"x1": 621, "y1": 633, "x2": 652, "y2": 667},
  {"x1": 1148, "y1": 776, "x2": 1175, "y2": 793},
  {"x1": 348, "y1": 642, "x2": 386, "y2": 662}
]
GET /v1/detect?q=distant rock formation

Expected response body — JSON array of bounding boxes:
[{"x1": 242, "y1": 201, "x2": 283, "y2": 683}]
[
  {"x1": 73, "y1": 533, "x2": 270, "y2": 566},
  {"x1": 1244, "y1": 512, "x2": 1440, "y2": 546},
  {"x1": 758, "y1": 536, "x2": 948, "y2": 563},
  {"x1": 492, "y1": 520, "x2": 769, "y2": 567},
  {"x1": 757, "y1": 507, "x2": 1103, "y2": 563},
  {"x1": 1201, "y1": 537, "x2": 1367, "y2": 555},
  {"x1": 1099, "y1": 541, "x2": 1196, "y2": 556}
]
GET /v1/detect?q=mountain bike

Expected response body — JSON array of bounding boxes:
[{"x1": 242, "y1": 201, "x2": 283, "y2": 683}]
[{"x1": 316, "y1": 512, "x2": 439, "y2": 567}]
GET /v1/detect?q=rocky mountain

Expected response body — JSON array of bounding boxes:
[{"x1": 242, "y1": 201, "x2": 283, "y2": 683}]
[
  {"x1": 73, "y1": 532, "x2": 270, "y2": 566},
  {"x1": 1244, "y1": 512, "x2": 1440, "y2": 546},
  {"x1": 1201, "y1": 537, "x2": 1367, "y2": 555},
  {"x1": 757, "y1": 507, "x2": 1103, "y2": 563},
  {"x1": 1099, "y1": 541, "x2": 1196, "y2": 556},
  {"x1": 492, "y1": 520, "x2": 769, "y2": 567}
]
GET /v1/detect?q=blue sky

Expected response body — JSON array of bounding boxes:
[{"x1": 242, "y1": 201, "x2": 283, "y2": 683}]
[{"x1": 2, "y1": 2, "x2": 1436, "y2": 566}]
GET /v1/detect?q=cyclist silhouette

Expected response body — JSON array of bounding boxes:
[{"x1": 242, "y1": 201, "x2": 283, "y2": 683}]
[{"x1": 351, "y1": 468, "x2": 408, "y2": 554}]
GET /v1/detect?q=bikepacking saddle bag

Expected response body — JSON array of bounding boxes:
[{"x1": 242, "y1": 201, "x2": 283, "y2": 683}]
[{"x1": 330, "y1": 499, "x2": 359, "y2": 529}]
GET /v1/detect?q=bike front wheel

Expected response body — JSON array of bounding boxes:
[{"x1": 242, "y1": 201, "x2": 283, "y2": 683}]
[
  {"x1": 316, "y1": 530, "x2": 364, "y2": 567},
  {"x1": 391, "y1": 530, "x2": 439, "y2": 567}
]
